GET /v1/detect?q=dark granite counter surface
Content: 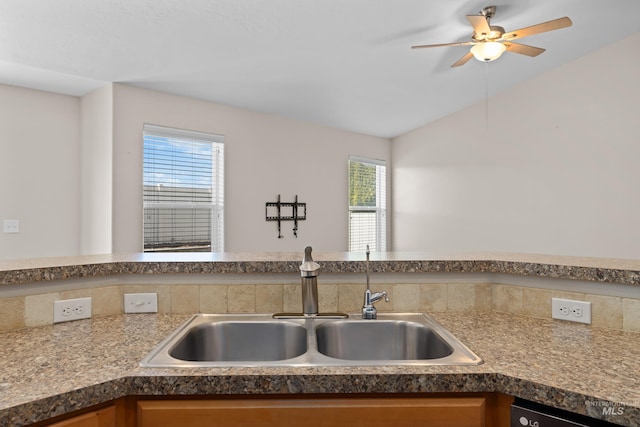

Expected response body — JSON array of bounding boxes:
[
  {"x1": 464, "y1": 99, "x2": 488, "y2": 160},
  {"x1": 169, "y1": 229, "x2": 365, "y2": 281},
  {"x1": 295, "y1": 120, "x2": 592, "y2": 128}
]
[
  {"x1": 0, "y1": 311, "x2": 639, "y2": 426},
  {"x1": 2, "y1": 251, "x2": 640, "y2": 286}
]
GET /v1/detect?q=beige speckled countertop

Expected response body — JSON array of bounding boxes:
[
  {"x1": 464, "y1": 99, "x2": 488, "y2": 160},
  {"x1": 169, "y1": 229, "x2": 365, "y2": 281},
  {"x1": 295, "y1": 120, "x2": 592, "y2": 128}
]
[
  {"x1": 1, "y1": 311, "x2": 639, "y2": 426},
  {"x1": 2, "y1": 251, "x2": 640, "y2": 287}
]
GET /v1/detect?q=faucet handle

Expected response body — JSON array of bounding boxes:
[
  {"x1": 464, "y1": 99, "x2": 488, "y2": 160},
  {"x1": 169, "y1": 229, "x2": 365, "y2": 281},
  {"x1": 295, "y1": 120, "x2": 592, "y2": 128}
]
[{"x1": 372, "y1": 290, "x2": 389, "y2": 304}]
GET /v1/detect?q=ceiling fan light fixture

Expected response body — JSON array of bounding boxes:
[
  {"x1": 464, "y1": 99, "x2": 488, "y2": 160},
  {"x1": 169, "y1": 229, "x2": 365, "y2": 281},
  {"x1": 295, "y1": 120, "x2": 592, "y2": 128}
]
[{"x1": 470, "y1": 42, "x2": 506, "y2": 62}]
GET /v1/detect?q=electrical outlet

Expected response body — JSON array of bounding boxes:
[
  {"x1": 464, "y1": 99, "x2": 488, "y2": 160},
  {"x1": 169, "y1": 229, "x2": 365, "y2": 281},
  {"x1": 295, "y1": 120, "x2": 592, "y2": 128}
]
[
  {"x1": 124, "y1": 293, "x2": 158, "y2": 313},
  {"x1": 3, "y1": 219, "x2": 19, "y2": 233},
  {"x1": 552, "y1": 298, "x2": 591, "y2": 324},
  {"x1": 54, "y1": 297, "x2": 92, "y2": 323}
]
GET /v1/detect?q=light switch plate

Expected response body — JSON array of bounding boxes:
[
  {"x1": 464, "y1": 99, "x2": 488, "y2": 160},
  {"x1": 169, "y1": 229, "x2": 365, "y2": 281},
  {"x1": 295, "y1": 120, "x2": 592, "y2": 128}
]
[
  {"x1": 124, "y1": 293, "x2": 158, "y2": 313},
  {"x1": 3, "y1": 219, "x2": 19, "y2": 233}
]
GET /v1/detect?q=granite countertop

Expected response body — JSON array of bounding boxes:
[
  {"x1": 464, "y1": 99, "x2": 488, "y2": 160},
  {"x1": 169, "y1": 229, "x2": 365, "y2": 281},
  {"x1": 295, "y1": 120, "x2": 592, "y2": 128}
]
[
  {"x1": 0, "y1": 311, "x2": 639, "y2": 426},
  {"x1": 2, "y1": 251, "x2": 640, "y2": 286}
]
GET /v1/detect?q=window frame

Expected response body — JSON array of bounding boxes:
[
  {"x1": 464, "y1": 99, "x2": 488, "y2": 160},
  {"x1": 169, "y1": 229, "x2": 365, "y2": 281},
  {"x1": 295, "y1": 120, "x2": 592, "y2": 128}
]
[
  {"x1": 142, "y1": 124, "x2": 224, "y2": 253},
  {"x1": 348, "y1": 155, "x2": 387, "y2": 252}
]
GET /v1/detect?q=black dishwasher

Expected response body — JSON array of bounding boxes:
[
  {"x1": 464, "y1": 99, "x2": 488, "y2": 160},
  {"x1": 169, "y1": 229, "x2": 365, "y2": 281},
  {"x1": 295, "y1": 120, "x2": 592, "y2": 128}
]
[{"x1": 511, "y1": 399, "x2": 623, "y2": 427}]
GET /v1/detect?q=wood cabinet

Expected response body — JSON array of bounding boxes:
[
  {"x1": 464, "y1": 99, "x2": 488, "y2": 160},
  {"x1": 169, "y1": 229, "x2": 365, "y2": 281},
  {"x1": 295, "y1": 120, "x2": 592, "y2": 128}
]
[
  {"x1": 34, "y1": 393, "x2": 512, "y2": 427},
  {"x1": 137, "y1": 395, "x2": 511, "y2": 427},
  {"x1": 45, "y1": 405, "x2": 115, "y2": 427}
]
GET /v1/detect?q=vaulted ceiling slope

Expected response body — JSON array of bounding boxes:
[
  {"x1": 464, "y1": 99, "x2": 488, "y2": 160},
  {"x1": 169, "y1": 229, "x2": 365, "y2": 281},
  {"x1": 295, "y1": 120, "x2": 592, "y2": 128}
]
[{"x1": 1, "y1": 0, "x2": 639, "y2": 138}]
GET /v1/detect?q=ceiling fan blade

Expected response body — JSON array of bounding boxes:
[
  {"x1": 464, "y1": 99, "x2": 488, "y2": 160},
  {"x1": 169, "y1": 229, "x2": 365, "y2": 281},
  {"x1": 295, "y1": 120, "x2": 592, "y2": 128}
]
[
  {"x1": 503, "y1": 42, "x2": 545, "y2": 57},
  {"x1": 411, "y1": 41, "x2": 474, "y2": 49},
  {"x1": 466, "y1": 15, "x2": 491, "y2": 38},
  {"x1": 451, "y1": 51, "x2": 474, "y2": 67},
  {"x1": 502, "y1": 17, "x2": 572, "y2": 41}
]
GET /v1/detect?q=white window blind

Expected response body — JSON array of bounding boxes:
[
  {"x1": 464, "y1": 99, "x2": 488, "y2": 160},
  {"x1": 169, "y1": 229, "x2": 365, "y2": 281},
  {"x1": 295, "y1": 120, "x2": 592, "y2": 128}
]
[
  {"x1": 348, "y1": 156, "x2": 387, "y2": 252},
  {"x1": 143, "y1": 124, "x2": 224, "y2": 252}
]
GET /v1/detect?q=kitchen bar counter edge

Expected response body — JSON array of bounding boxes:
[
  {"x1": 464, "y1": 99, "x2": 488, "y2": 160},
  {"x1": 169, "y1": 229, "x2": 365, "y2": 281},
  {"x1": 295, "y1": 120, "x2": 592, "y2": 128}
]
[{"x1": 2, "y1": 251, "x2": 640, "y2": 287}]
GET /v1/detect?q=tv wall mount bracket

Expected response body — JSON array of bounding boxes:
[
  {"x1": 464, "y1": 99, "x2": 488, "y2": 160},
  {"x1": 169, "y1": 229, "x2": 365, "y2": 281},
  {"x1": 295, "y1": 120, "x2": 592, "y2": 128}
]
[{"x1": 265, "y1": 194, "x2": 306, "y2": 238}]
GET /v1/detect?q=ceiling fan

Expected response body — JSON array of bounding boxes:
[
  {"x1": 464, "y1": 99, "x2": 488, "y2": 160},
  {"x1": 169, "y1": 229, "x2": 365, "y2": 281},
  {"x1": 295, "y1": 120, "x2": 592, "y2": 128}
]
[{"x1": 411, "y1": 5, "x2": 572, "y2": 67}]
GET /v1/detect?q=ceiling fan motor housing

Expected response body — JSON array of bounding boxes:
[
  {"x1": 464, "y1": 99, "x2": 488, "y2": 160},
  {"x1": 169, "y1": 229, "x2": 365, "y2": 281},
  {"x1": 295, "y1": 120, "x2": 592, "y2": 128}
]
[
  {"x1": 480, "y1": 5, "x2": 497, "y2": 18},
  {"x1": 472, "y1": 25, "x2": 505, "y2": 42}
]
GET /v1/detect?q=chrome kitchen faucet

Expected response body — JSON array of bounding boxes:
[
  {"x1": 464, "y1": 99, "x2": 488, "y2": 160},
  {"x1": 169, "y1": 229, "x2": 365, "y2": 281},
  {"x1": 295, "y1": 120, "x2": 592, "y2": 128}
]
[{"x1": 273, "y1": 246, "x2": 347, "y2": 319}]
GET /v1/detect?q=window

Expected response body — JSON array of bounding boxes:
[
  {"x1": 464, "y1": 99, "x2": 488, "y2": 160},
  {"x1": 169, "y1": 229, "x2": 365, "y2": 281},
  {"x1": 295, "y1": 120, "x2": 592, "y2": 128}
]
[
  {"x1": 143, "y1": 124, "x2": 224, "y2": 252},
  {"x1": 348, "y1": 156, "x2": 386, "y2": 252}
]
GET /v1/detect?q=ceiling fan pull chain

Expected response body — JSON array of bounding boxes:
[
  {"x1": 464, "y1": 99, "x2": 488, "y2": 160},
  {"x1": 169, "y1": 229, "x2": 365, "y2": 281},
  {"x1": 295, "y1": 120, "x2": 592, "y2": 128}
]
[{"x1": 485, "y1": 62, "x2": 490, "y2": 132}]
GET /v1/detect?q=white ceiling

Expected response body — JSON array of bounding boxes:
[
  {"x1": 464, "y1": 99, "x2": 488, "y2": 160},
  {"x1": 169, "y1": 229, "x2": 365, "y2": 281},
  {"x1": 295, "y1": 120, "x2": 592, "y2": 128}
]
[{"x1": 1, "y1": 0, "x2": 639, "y2": 138}]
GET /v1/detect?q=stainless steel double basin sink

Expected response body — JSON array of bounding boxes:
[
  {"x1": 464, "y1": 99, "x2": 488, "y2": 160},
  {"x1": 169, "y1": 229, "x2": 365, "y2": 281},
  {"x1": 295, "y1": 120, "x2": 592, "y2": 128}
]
[{"x1": 140, "y1": 313, "x2": 482, "y2": 368}]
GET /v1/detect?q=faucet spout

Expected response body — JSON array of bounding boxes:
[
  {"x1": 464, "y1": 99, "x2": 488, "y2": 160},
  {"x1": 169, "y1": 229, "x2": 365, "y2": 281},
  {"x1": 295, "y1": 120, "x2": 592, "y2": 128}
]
[{"x1": 300, "y1": 246, "x2": 320, "y2": 277}]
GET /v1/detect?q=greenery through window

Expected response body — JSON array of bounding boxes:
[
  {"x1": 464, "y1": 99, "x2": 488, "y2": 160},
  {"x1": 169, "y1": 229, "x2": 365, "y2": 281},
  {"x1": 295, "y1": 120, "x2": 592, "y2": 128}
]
[{"x1": 349, "y1": 161, "x2": 377, "y2": 207}]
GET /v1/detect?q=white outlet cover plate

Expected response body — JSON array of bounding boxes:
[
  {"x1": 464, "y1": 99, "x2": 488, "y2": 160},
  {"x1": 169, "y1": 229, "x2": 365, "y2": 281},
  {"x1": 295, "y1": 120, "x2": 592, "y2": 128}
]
[
  {"x1": 124, "y1": 293, "x2": 158, "y2": 313},
  {"x1": 551, "y1": 298, "x2": 592, "y2": 324},
  {"x1": 54, "y1": 297, "x2": 92, "y2": 323},
  {"x1": 3, "y1": 219, "x2": 19, "y2": 233}
]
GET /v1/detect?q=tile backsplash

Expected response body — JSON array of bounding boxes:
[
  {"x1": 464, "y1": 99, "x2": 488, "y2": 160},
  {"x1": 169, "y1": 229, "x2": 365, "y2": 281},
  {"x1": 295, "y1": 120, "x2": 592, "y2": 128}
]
[{"x1": 1, "y1": 281, "x2": 639, "y2": 333}]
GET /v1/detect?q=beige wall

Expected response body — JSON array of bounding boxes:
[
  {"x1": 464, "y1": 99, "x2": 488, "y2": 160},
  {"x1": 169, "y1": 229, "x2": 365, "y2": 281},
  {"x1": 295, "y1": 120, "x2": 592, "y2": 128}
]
[
  {"x1": 111, "y1": 84, "x2": 390, "y2": 254},
  {"x1": 0, "y1": 83, "x2": 389, "y2": 259},
  {"x1": 392, "y1": 32, "x2": 640, "y2": 259},
  {"x1": 0, "y1": 84, "x2": 81, "y2": 259}
]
